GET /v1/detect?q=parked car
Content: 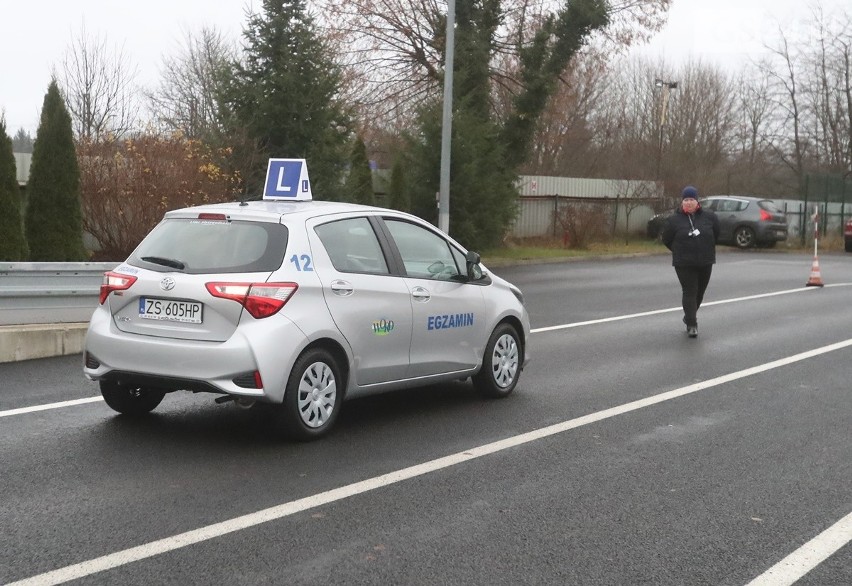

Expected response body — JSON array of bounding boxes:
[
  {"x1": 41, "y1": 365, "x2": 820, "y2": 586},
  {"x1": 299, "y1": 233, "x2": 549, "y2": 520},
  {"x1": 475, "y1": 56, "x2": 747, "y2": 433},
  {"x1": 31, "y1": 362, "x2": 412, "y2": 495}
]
[
  {"x1": 701, "y1": 195, "x2": 788, "y2": 249},
  {"x1": 646, "y1": 212, "x2": 670, "y2": 240},
  {"x1": 648, "y1": 196, "x2": 788, "y2": 249},
  {"x1": 83, "y1": 159, "x2": 530, "y2": 440},
  {"x1": 845, "y1": 217, "x2": 852, "y2": 252}
]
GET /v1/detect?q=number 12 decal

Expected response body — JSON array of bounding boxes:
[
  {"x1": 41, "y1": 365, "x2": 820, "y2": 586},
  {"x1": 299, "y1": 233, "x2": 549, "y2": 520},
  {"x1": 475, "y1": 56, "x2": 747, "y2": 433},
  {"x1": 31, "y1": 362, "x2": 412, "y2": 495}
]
[{"x1": 290, "y1": 254, "x2": 313, "y2": 271}]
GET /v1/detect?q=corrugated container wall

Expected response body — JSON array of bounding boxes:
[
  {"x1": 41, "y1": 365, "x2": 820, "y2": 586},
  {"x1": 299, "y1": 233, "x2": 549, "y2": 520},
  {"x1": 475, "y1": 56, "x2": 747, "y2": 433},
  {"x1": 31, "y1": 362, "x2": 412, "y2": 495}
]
[{"x1": 511, "y1": 175, "x2": 663, "y2": 239}]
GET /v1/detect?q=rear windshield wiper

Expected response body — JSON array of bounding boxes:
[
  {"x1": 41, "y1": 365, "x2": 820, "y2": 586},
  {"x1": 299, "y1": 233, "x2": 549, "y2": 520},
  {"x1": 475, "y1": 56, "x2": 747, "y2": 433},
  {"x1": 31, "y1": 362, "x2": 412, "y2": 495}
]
[{"x1": 141, "y1": 256, "x2": 186, "y2": 270}]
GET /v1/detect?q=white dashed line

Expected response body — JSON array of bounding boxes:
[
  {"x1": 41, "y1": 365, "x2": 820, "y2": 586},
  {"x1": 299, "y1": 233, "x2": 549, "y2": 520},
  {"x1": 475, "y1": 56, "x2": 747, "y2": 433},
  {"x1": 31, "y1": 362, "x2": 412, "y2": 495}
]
[
  {"x1": 0, "y1": 396, "x2": 102, "y2": 418},
  {"x1": 745, "y1": 510, "x2": 852, "y2": 586}
]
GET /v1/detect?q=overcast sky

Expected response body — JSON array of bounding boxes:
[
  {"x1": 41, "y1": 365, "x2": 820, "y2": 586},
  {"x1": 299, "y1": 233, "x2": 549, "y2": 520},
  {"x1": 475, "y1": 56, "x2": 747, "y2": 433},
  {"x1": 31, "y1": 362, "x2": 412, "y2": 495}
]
[{"x1": 1, "y1": 0, "x2": 847, "y2": 138}]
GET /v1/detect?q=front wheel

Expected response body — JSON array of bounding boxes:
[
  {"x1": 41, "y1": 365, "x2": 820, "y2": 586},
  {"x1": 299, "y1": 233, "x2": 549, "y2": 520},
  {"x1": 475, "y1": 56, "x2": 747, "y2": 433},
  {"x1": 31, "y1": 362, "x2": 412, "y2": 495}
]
[
  {"x1": 99, "y1": 380, "x2": 165, "y2": 415},
  {"x1": 473, "y1": 323, "x2": 522, "y2": 398},
  {"x1": 734, "y1": 226, "x2": 756, "y2": 249},
  {"x1": 279, "y1": 348, "x2": 343, "y2": 441}
]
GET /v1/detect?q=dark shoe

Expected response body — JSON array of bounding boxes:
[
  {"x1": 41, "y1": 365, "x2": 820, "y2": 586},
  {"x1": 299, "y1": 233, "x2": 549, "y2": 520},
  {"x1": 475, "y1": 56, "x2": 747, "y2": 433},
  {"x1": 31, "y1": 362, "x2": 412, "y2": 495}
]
[{"x1": 687, "y1": 326, "x2": 698, "y2": 338}]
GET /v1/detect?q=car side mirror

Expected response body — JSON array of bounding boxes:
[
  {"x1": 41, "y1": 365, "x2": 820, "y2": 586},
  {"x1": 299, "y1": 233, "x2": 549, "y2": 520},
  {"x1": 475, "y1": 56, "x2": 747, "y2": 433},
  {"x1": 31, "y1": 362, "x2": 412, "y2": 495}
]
[{"x1": 465, "y1": 251, "x2": 483, "y2": 281}]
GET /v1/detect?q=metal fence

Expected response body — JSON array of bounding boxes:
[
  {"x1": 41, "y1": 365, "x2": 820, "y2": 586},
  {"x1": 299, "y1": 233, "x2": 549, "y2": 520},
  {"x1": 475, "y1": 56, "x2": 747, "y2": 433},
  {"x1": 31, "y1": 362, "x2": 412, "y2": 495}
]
[
  {"x1": 776, "y1": 200, "x2": 849, "y2": 243},
  {"x1": 0, "y1": 262, "x2": 116, "y2": 326},
  {"x1": 509, "y1": 195, "x2": 659, "y2": 240},
  {"x1": 510, "y1": 196, "x2": 850, "y2": 244}
]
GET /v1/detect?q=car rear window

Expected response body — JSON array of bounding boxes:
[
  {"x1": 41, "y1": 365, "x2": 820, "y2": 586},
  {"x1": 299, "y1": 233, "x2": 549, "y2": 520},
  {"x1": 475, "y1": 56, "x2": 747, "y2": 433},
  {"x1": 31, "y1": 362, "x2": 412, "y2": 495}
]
[
  {"x1": 758, "y1": 200, "x2": 784, "y2": 214},
  {"x1": 128, "y1": 218, "x2": 288, "y2": 274}
]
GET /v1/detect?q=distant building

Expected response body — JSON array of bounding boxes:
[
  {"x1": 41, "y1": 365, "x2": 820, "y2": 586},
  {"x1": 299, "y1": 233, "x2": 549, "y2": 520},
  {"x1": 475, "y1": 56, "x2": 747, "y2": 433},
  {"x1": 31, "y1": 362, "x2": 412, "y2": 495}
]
[{"x1": 14, "y1": 152, "x2": 31, "y2": 187}]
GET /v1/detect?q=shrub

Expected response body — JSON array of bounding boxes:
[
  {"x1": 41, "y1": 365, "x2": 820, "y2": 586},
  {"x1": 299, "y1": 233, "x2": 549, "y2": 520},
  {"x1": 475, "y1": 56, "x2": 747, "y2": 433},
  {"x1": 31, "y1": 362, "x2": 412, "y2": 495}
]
[{"x1": 77, "y1": 135, "x2": 241, "y2": 259}]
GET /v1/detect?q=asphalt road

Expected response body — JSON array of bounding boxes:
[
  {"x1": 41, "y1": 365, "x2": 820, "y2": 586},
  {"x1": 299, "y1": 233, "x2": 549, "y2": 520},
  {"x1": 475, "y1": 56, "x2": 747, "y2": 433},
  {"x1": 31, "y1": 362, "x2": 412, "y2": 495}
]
[{"x1": 2, "y1": 250, "x2": 851, "y2": 585}]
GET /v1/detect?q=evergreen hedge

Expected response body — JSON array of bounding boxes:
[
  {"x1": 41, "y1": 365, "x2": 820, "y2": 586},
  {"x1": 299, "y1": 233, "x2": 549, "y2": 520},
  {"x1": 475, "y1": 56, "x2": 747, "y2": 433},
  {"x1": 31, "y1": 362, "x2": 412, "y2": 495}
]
[
  {"x1": 0, "y1": 119, "x2": 28, "y2": 260},
  {"x1": 25, "y1": 80, "x2": 87, "y2": 261}
]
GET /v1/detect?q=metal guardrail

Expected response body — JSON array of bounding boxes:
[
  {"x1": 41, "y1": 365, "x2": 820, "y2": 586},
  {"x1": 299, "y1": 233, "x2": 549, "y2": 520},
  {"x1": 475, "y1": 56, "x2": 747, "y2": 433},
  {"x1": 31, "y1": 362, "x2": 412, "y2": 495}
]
[{"x1": 0, "y1": 262, "x2": 118, "y2": 326}]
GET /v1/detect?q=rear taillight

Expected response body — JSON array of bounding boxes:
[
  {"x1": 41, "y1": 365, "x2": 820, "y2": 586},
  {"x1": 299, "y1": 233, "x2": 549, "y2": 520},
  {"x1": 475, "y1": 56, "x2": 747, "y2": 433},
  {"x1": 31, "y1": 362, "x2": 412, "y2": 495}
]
[
  {"x1": 759, "y1": 209, "x2": 772, "y2": 222},
  {"x1": 205, "y1": 282, "x2": 298, "y2": 319},
  {"x1": 99, "y1": 271, "x2": 138, "y2": 304}
]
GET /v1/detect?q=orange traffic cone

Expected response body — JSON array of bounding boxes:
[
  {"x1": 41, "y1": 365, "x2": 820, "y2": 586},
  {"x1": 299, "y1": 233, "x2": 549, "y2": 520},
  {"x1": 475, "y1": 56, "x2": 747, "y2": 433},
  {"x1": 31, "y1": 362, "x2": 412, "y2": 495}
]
[{"x1": 806, "y1": 255, "x2": 824, "y2": 287}]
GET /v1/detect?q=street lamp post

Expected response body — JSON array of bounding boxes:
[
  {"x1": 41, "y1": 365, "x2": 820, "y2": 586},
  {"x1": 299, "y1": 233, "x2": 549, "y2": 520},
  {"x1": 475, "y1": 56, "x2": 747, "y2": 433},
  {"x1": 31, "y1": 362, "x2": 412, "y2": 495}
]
[
  {"x1": 438, "y1": 0, "x2": 456, "y2": 234},
  {"x1": 654, "y1": 78, "x2": 678, "y2": 185}
]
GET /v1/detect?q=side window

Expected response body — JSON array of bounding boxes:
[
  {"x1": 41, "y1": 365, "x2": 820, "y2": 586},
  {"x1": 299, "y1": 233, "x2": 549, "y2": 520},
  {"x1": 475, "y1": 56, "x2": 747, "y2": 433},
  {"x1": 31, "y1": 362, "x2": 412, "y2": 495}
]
[
  {"x1": 315, "y1": 218, "x2": 389, "y2": 275},
  {"x1": 385, "y1": 219, "x2": 460, "y2": 280},
  {"x1": 702, "y1": 199, "x2": 717, "y2": 211}
]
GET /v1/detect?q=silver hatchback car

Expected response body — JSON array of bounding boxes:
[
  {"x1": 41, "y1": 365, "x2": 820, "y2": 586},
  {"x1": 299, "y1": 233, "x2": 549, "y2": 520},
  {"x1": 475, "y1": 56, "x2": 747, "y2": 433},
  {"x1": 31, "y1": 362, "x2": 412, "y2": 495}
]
[
  {"x1": 701, "y1": 195, "x2": 788, "y2": 249},
  {"x1": 83, "y1": 159, "x2": 530, "y2": 440}
]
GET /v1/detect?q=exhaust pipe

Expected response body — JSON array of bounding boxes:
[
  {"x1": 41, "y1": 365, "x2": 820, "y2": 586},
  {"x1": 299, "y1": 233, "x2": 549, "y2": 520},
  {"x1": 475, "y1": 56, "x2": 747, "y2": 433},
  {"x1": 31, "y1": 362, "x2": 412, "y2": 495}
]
[
  {"x1": 214, "y1": 395, "x2": 257, "y2": 409},
  {"x1": 235, "y1": 397, "x2": 256, "y2": 409}
]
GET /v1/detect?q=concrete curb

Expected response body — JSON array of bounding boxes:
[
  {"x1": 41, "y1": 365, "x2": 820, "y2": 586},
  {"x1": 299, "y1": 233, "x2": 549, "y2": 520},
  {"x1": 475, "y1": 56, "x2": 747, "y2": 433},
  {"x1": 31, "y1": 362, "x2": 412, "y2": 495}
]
[{"x1": 0, "y1": 323, "x2": 88, "y2": 363}]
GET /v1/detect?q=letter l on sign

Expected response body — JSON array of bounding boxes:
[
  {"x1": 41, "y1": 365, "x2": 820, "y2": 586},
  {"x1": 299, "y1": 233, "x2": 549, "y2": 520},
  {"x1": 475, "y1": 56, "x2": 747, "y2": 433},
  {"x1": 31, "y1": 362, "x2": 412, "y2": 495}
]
[{"x1": 276, "y1": 167, "x2": 291, "y2": 192}]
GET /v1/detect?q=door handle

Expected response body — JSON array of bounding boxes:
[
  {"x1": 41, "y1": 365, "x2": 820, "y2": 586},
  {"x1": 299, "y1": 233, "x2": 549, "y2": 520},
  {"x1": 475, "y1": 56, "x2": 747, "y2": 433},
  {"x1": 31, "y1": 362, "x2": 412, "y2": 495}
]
[
  {"x1": 330, "y1": 280, "x2": 354, "y2": 296},
  {"x1": 411, "y1": 286, "x2": 431, "y2": 302}
]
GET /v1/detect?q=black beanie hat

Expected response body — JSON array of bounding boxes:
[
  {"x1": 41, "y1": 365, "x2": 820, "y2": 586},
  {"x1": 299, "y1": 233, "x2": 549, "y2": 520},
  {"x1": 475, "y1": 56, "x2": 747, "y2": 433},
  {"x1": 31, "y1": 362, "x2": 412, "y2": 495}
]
[{"x1": 682, "y1": 185, "x2": 698, "y2": 199}]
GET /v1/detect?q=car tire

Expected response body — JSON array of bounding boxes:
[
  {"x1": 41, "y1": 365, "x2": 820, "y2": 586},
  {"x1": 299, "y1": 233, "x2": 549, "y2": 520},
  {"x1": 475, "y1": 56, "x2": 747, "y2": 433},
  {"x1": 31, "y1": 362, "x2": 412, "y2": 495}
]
[
  {"x1": 734, "y1": 226, "x2": 756, "y2": 249},
  {"x1": 473, "y1": 323, "x2": 522, "y2": 398},
  {"x1": 280, "y1": 348, "x2": 342, "y2": 441},
  {"x1": 99, "y1": 380, "x2": 166, "y2": 415},
  {"x1": 845, "y1": 239, "x2": 852, "y2": 253}
]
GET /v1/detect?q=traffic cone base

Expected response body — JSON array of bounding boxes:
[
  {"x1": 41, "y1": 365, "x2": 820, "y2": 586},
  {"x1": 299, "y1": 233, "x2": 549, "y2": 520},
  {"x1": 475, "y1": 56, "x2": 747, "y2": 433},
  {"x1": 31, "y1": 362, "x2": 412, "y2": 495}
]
[{"x1": 806, "y1": 256, "x2": 824, "y2": 287}]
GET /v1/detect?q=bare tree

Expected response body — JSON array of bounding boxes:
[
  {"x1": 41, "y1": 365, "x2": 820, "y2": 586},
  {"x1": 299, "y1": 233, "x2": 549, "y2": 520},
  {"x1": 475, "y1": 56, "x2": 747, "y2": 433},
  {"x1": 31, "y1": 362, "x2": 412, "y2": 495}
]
[
  {"x1": 59, "y1": 24, "x2": 140, "y2": 140},
  {"x1": 664, "y1": 60, "x2": 738, "y2": 190},
  {"x1": 589, "y1": 56, "x2": 661, "y2": 180},
  {"x1": 614, "y1": 179, "x2": 658, "y2": 242},
  {"x1": 316, "y1": 0, "x2": 671, "y2": 128},
  {"x1": 759, "y1": 28, "x2": 812, "y2": 196},
  {"x1": 521, "y1": 51, "x2": 611, "y2": 176},
  {"x1": 147, "y1": 26, "x2": 237, "y2": 140},
  {"x1": 807, "y1": 4, "x2": 851, "y2": 173}
]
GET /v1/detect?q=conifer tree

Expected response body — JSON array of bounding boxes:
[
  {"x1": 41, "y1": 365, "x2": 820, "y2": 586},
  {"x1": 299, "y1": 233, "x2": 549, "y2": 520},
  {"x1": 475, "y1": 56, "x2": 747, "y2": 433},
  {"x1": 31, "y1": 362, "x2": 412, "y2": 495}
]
[
  {"x1": 25, "y1": 80, "x2": 87, "y2": 261},
  {"x1": 0, "y1": 118, "x2": 28, "y2": 260},
  {"x1": 219, "y1": 0, "x2": 351, "y2": 199},
  {"x1": 387, "y1": 156, "x2": 409, "y2": 212},
  {"x1": 405, "y1": 0, "x2": 608, "y2": 249},
  {"x1": 344, "y1": 137, "x2": 374, "y2": 205}
]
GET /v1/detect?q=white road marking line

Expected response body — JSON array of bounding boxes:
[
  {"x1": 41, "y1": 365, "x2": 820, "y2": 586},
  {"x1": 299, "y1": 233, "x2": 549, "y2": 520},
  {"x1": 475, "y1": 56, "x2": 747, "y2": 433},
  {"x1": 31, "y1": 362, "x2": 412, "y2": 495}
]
[
  {"x1": 0, "y1": 396, "x2": 102, "y2": 418},
  {"x1": 531, "y1": 286, "x2": 819, "y2": 333},
  {"x1": 745, "y1": 510, "x2": 852, "y2": 586},
  {"x1": 9, "y1": 338, "x2": 852, "y2": 586}
]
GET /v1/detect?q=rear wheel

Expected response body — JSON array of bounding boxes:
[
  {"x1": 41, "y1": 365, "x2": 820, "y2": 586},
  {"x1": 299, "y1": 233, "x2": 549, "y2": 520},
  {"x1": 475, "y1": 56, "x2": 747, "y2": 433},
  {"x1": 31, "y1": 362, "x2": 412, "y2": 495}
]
[
  {"x1": 845, "y1": 238, "x2": 852, "y2": 253},
  {"x1": 280, "y1": 348, "x2": 342, "y2": 441},
  {"x1": 99, "y1": 381, "x2": 165, "y2": 415},
  {"x1": 734, "y1": 226, "x2": 756, "y2": 249},
  {"x1": 473, "y1": 323, "x2": 522, "y2": 398}
]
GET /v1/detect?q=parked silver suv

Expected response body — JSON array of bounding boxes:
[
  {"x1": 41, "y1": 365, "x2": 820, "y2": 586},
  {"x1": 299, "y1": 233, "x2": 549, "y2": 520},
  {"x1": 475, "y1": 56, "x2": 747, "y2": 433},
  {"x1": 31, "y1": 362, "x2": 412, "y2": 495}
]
[
  {"x1": 701, "y1": 195, "x2": 788, "y2": 249},
  {"x1": 83, "y1": 159, "x2": 530, "y2": 440}
]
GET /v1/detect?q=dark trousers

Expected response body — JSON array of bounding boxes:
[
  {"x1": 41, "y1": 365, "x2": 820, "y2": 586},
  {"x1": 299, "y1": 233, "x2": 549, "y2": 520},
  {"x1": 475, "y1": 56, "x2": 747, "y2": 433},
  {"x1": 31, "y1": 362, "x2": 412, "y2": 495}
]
[{"x1": 674, "y1": 265, "x2": 713, "y2": 327}]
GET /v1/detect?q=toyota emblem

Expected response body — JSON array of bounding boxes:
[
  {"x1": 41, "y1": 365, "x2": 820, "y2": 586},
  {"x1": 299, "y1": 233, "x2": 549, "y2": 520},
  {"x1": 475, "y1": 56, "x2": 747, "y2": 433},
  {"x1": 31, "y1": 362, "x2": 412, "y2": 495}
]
[{"x1": 160, "y1": 277, "x2": 176, "y2": 291}]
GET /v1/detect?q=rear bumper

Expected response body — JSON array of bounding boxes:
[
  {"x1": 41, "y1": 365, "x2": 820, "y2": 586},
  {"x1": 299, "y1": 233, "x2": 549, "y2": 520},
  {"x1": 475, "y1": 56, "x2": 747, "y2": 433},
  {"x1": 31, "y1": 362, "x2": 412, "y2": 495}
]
[
  {"x1": 83, "y1": 306, "x2": 309, "y2": 402},
  {"x1": 757, "y1": 225, "x2": 788, "y2": 242}
]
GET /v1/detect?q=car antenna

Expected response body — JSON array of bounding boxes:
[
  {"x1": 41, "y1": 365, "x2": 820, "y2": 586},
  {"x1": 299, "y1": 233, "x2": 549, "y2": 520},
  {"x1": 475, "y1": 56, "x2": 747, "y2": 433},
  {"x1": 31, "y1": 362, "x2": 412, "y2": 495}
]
[{"x1": 239, "y1": 186, "x2": 261, "y2": 206}]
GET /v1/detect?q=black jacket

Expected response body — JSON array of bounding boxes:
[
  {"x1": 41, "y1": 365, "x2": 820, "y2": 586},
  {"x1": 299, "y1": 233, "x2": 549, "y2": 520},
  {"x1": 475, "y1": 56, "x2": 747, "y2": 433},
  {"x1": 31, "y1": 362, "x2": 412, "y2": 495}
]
[{"x1": 661, "y1": 206, "x2": 720, "y2": 267}]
